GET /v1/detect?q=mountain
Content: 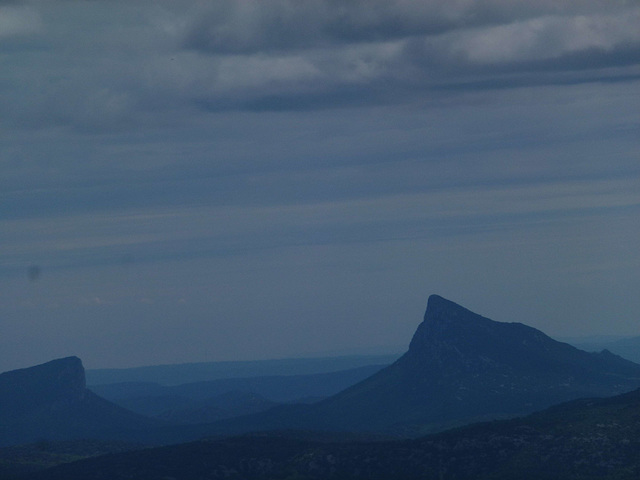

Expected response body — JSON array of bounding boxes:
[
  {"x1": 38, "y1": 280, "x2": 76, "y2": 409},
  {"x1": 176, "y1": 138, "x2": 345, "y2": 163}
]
[
  {"x1": 310, "y1": 295, "x2": 640, "y2": 433},
  {"x1": 0, "y1": 357, "x2": 160, "y2": 447},
  {"x1": 24, "y1": 387, "x2": 640, "y2": 480},
  {"x1": 208, "y1": 295, "x2": 640, "y2": 435},
  {"x1": 606, "y1": 335, "x2": 640, "y2": 363}
]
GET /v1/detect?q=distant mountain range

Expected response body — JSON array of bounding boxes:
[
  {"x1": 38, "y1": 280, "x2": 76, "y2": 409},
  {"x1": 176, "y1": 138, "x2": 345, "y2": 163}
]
[
  {"x1": 86, "y1": 354, "x2": 401, "y2": 386},
  {"x1": 91, "y1": 364, "x2": 388, "y2": 421},
  {"x1": 92, "y1": 364, "x2": 391, "y2": 404},
  {"x1": 3, "y1": 295, "x2": 640, "y2": 451},
  {"x1": 568, "y1": 335, "x2": 640, "y2": 364},
  {"x1": 23, "y1": 387, "x2": 640, "y2": 480}
]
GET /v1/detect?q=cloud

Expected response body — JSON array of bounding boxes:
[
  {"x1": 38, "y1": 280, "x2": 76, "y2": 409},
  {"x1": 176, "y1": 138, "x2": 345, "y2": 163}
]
[
  {"x1": 441, "y1": 9, "x2": 640, "y2": 66},
  {"x1": 180, "y1": 0, "x2": 452, "y2": 54},
  {"x1": 0, "y1": 0, "x2": 638, "y2": 134},
  {"x1": 168, "y1": 1, "x2": 640, "y2": 113},
  {"x1": 4, "y1": 171, "x2": 639, "y2": 278},
  {"x1": 179, "y1": 0, "x2": 632, "y2": 54}
]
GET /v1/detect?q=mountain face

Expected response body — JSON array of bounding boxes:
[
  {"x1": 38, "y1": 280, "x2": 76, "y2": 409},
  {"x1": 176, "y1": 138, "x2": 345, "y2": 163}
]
[
  {"x1": 309, "y1": 295, "x2": 640, "y2": 434},
  {"x1": 212, "y1": 295, "x2": 640, "y2": 436},
  {"x1": 25, "y1": 388, "x2": 640, "y2": 480},
  {"x1": 0, "y1": 357, "x2": 159, "y2": 447}
]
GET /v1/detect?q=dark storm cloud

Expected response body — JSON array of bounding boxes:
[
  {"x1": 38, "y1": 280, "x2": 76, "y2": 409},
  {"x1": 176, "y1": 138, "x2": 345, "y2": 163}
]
[
  {"x1": 2, "y1": 0, "x2": 638, "y2": 133},
  {"x1": 171, "y1": 0, "x2": 640, "y2": 113}
]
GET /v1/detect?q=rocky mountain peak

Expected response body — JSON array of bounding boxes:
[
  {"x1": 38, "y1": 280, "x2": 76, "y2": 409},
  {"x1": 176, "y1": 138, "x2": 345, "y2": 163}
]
[
  {"x1": 405, "y1": 295, "x2": 590, "y2": 374},
  {"x1": 308, "y1": 295, "x2": 640, "y2": 434},
  {"x1": 408, "y1": 295, "x2": 499, "y2": 352}
]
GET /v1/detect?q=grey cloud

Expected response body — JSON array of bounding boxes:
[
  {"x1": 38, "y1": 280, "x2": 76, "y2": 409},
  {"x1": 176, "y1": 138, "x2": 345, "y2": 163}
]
[
  {"x1": 175, "y1": 2, "x2": 640, "y2": 114},
  {"x1": 440, "y1": 9, "x2": 640, "y2": 66},
  {"x1": 2, "y1": 0, "x2": 639, "y2": 132},
  {"x1": 180, "y1": 0, "x2": 452, "y2": 54},
  {"x1": 5, "y1": 175, "x2": 639, "y2": 275},
  {"x1": 179, "y1": 0, "x2": 633, "y2": 54}
]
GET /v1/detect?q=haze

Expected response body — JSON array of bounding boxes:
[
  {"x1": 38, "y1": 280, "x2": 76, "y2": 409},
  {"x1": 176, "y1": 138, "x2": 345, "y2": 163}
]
[{"x1": 1, "y1": 0, "x2": 639, "y2": 371}]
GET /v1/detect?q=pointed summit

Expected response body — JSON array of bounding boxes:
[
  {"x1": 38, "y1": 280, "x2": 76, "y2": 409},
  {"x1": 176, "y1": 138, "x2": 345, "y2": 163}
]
[
  {"x1": 408, "y1": 295, "x2": 491, "y2": 352},
  {"x1": 406, "y1": 295, "x2": 568, "y2": 375}
]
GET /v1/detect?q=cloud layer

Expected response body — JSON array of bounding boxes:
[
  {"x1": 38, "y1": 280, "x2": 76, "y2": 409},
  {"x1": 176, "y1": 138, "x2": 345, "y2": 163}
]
[
  {"x1": 1, "y1": 0, "x2": 639, "y2": 370},
  {"x1": 1, "y1": 0, "x2": 639, "y2": 132}
]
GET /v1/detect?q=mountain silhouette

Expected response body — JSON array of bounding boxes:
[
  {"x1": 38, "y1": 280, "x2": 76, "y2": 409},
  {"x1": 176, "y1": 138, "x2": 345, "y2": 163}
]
[
  {"x1": 212, "y1": 295, "x2": 640, "y2": 435},
  {"x1": 0, "y1": 357, "x2": 159, "y2": 446},
  {"x1": 4, "y1": 295, "x2": 640, "y2": 445}
]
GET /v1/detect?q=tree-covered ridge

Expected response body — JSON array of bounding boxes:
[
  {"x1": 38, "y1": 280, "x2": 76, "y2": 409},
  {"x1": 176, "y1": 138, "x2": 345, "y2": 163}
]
[{"x1": 24, "y1": 388, "x2": 640, "y2": 480}]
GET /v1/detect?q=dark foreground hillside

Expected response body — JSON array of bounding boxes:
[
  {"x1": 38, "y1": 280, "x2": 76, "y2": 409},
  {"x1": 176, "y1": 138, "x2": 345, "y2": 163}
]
[
  {"x1": 25, "y1": 388, "x2": 640, "y2": 480},
  {"x1": 0, "y1": 440, "x2": 140, "y2": 478}
]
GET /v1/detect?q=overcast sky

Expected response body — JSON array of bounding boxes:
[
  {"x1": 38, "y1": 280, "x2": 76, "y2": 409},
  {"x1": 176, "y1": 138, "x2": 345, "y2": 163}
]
[{"x1": 1, "y1": 0, "x2": 639, "y2": 371}]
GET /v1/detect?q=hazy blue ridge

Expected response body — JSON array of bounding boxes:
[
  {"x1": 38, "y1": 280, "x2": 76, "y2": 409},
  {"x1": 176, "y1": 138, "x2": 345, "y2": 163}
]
[{"x1": 86, "y1": 354, "x2": 401, "y2": 386}]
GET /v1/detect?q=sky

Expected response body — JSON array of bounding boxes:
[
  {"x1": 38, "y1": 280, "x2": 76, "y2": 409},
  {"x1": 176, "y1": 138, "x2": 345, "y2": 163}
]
[{"x1": 1, "y1": 0, "x2": 639, "y2": 372}]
